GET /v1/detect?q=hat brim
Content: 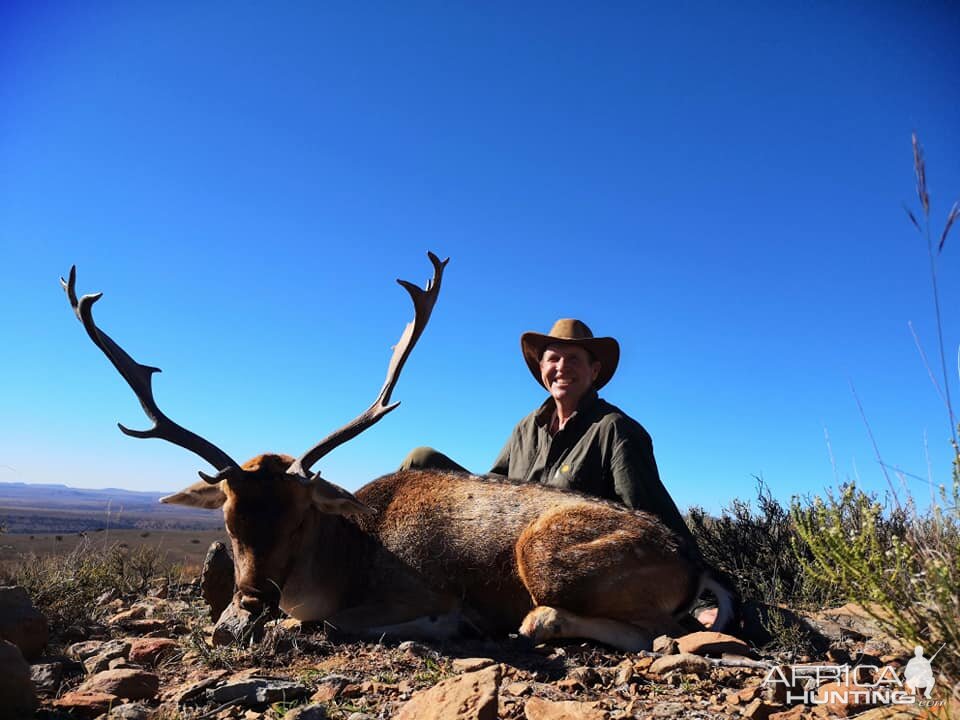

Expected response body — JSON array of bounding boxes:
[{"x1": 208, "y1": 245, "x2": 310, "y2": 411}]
[{"x1": 520, "y1": 332, "x2": 620, "y2": 391}]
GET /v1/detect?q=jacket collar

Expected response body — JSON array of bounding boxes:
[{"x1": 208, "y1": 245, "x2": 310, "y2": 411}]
[{"x1": 534, "y1": 389, "x2": 600, "y2": 428}]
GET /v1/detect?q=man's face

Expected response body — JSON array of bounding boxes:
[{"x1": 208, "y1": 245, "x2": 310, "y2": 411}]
[{"x1": 539, "y1": 343, "x2": 600, "y2": 407}]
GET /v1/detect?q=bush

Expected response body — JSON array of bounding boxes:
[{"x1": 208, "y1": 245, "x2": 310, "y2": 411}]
[
  {"x1": 793, "y1": 470, "x2": 960, "y2": 692},
  {"x1": 687, "y1": 478, "x2": 832, "y2": 609},
  {"x1": 5, "y1": 538, "x2": 179, "y2": 636}
]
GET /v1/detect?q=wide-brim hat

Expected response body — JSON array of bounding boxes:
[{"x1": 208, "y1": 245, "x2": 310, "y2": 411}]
[{"x1": 520, "y1": 319, "x2": 620, "y2": 391}]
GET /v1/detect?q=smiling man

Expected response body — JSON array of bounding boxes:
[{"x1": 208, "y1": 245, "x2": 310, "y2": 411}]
[
  {"x1": 489, "y1": 319, "x2": 694, "y2": 545},
  {"x1": 402, "y1": 318, "x2": 694, "y2": 547}
]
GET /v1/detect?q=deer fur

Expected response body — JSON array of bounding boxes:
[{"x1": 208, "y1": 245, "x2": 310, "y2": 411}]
[{"x1": 163, "y1": 453, "x2": 736, "y2": 651}]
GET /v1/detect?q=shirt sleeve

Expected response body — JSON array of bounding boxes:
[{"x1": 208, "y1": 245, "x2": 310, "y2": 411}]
[
  {"x1": 489, "y1": 432, "x2": 514, "y2": 476},
  {"x1": 609, "y1": 424, "x2": 695, "y2": 545}
]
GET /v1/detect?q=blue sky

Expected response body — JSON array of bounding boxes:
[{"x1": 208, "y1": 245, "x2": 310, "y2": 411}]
[{"x1": 1, "y1": 2, "x2": 958, "y2": 514}]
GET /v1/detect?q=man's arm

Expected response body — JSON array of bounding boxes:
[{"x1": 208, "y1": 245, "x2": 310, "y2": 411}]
[
  {"x1": 609, "y1": 426, "x2": 696, "y2": 546},
  {"x1": 489, "y1": 435, "x2": 512, "y2": 476}
]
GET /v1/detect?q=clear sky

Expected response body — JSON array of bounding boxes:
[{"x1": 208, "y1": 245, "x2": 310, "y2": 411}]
[{"x1": 2, "y1": 2, "x2": 958, "y2": 515}]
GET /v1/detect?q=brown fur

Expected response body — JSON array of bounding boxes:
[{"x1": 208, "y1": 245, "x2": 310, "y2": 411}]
[{"x1": 166, "y1": 459, "x2": 715, "y2": 643}]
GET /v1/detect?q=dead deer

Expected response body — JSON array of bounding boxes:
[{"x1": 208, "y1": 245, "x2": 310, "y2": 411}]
[{"x1": 62, "y1": 253, "x2": 736, "y2": 651}]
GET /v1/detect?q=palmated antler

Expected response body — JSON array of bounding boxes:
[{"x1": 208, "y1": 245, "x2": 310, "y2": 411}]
[
  {"x1": 288, "y1": 251, "x2": 449, "y2": 479},
  {"x1": 61, "y1": 266, "x2": 240, "y2": 482}
]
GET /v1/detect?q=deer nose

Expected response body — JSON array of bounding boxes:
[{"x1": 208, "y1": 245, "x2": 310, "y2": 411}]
[{"x1": 238, "y1": 585, "x2": 280, "y2": 614}]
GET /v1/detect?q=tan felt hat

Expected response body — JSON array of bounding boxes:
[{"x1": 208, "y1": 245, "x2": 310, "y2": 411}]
[{"x1": 520, "y1": 318, "x2": 620, "y2": 390}]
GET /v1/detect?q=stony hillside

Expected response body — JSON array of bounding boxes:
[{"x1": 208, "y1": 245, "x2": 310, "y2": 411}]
[{"x1": 0, "y1": 560, "x2": 946, "y2": 720}]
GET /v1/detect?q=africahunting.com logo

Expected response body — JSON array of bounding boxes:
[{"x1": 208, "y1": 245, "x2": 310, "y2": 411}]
[{"x1": 762, "y1": 644, "x2": 946, "y2": 707}]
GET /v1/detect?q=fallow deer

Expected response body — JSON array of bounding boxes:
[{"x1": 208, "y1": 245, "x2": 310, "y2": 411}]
[{"x1": 62, "y1": 253, "x2": 736, "y2": 651}]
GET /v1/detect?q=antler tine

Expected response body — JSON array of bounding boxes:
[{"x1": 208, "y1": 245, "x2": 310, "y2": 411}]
[
  {"x1": 62, "y1": 266, "x2": 240, "y2": 483},
  {"x1": 289, "y1": 252, "x2": 449, "y2": 478}
]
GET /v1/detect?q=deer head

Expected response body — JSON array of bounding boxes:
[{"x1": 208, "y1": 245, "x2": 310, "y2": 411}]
[{"x1": 63, "y1": 253, "x2": 448, "y2": 613}]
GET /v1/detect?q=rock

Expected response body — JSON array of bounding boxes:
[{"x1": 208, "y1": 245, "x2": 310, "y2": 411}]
[
  {"x1": 726, "y1": 686, "x2": 760, "y2": 705},
  {"x1": 0, "y1": 640, "x2": 37, "y2": 719},
  {"x1": 99, "y1": 702, "x2": 152, "y2": 720},
  {"x1": 650, "y1": 702, "x2": 686, "y2": 717},
  {"x1": 614, "y1": 658, "x2": 634, "y2": 685},
  {"x1": 68, "y1": 640, "x2": 109, "y2": 661},
  {"x1": 201, "y1": 542, "x2": 235, "y2": 622},
  {"x1": 122, "y1": 618, "x2": 169, "y2": 634},
  {"x1": 653, "y1": 634, "x2": 679, "y2": 654},
  {"x1": 206, "y1": 678, "x2": 310, "y2": 706},
  {"x1": 813, "y1": 680, "x2": 876, "y2": 717},
  {"x1": 77, "y1": 669, "x2": 160, "y2": 701},
  {"x1": 107, "y1": 606, "x2": 148, "y2": 626},
  {"x1": 677, "y1": 631, "x2": 753, "y2": 657},
  {"x1": 452, "y1": 657, "x2": 495, "y2": 673},
  {"x1": 768, "y1": 706, "x2": 807, "y2": 720},
  {"x1": 165, "y1": 670, "x2": 229, "y2": 704},
  {"x1": 524, "y1": 697, "x2": 607, "y2": 720},
  {"x1": 212, "y1": 600, "x2": 268, "y2": 646},
  {"x1": 397, "y1": 640, "x2": 433, "y2": 657},
  {"x1": 741, "y1": 698, "x2": 775, "y2": 720},
  {"x1": 394, "y1": 664, "x2": 501, "y2": 720},
  {"x1": 52, "y1": 692, "x2": 119, "y2": 717},
  {"x1": 649, "y1": 652, "x2": 712, "y2": 677},
  {"x1": 30, "y1": 661, "x2": 64, "y2": 695},
  {"x1": 83, "y1": 640, "x2": 132, "y2": 673},
  {"x1": 0, "y1": 585, "x2": 49, "y2": 661},
  {"x1": 128, "y1": 637, "x2": 179, "y2": 666},
  {"x1": 283, "y1": 704, "x2": 329, "y2": 720},
  {"x1": 309, "y1": 674, "x2": 352, "y2": 702},
  {"x1": 505, "y1": 681, "x2": 532, "y2": 696}
]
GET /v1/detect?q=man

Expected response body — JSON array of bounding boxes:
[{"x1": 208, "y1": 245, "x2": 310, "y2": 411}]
[{"x1": 402, "y1": 318, "x2": 694, "y2": 546}]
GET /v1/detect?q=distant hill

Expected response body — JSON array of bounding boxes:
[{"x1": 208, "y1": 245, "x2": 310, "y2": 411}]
[{"x1": 0, "y1": 481, "x2": 223, "y2": 533}]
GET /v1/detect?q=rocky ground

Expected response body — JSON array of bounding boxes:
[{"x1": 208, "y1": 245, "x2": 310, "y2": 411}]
[{"x1": 0, "y1": 568, "x2": 952, "y2": 720}]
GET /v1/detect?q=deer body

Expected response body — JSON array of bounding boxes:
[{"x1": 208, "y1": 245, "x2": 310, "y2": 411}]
[
  {"x1": 163, "y1": 456, "x2": 726, "y2": 650},
  {"x1": 63, "y1": 254, "x2": 736, "y2": 652}
]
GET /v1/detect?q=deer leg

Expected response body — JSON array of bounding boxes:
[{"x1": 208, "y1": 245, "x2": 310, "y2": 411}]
[
  {"x1": 514, "y1": 504, "x2": 698, "y2": 644},
  {"x1": 519, "y1": 605, "x2": 655, "y2": 651}
]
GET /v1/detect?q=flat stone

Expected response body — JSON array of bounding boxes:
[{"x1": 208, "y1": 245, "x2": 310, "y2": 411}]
[
  {"x1": 651, "y1": 702, "x2": 686, "y2": 717},
  {"x1": 98, "y1": 702, "x2": 152, "y2": 720},
  {"x1": 53, "y1": 692, "x2": 119, "y2": 717},
  {"x1": 122, "y1": 619, "x2": 169, "y2": 635},
  {"x1": 206, "y1": 678, "x2": 310, "y2": 706},
  {"x1": 0, "y1": 640, "x2": 37, "y2": 719},
  {"x1": 165, "y1": 669, "x2": 229, "y2": 703},
  {"x1": 677, "y1": 631, "x2": 752, "y2": 657},
  {"x1": 107, "y1": 607, "x2": 148, "y2": 626},
  {"x1": 394, "y1": 664, "x2": 501, "y2": 720},
  {"x1": 505, "y1": 681, "x2": 532, "y2": 696},
  {"x1": 68, "y1": 640, "x2": 108, "y2": 661},
  {"x1": 282, "y1": 704, "x2": 329, "y2": 720},
  {"x1": 0, "y1": 585, "x2": 49, "y2": 661},
  {"x1": 768, "y1": 705, "x2": 807, "y2": 720},
  {"x1": 451, "y1": 657, "x2": 495, "y2": 673},
  {"x1": 649, "y1": 652, "x2": 711, "y2": 677},
  {"x1": 813, "y1": 680, "x2": 876, "y2": 717},
  {"x1": 128, "y1": 637, "x2": 179, "y2": 666},
  {"x1": 77, "y1": 669, "x2": 160, "y2": 701},
  {"x1": 83, "y1": 640, "x2": 132, "y2": 673},
  {"x1": 524, "y1": 697, "x2": 607, "y2": 720}
]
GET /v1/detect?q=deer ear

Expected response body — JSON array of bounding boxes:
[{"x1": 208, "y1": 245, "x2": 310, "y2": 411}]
[
  {"x1": 309, "y1": 479, "x2": 375, "y2": 518},
  {"x1": 160, "y1": 480, "x2": 227, "y2": 509}
]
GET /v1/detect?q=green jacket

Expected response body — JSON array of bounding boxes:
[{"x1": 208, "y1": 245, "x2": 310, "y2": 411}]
[{"x1": 489, "y1": 391, "x2": 694, "y2": 545}]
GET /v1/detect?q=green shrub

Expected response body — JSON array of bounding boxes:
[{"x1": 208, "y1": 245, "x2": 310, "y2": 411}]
[
  {"x1": 687, "y1": 478, "x2": 831, "y2": 609},
  {"x1": 6, "y1": 539, "x2": 178, "y2": 636},
  {"x1": 792, "y1": 469, "x2": 960, "y2": 690}
]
